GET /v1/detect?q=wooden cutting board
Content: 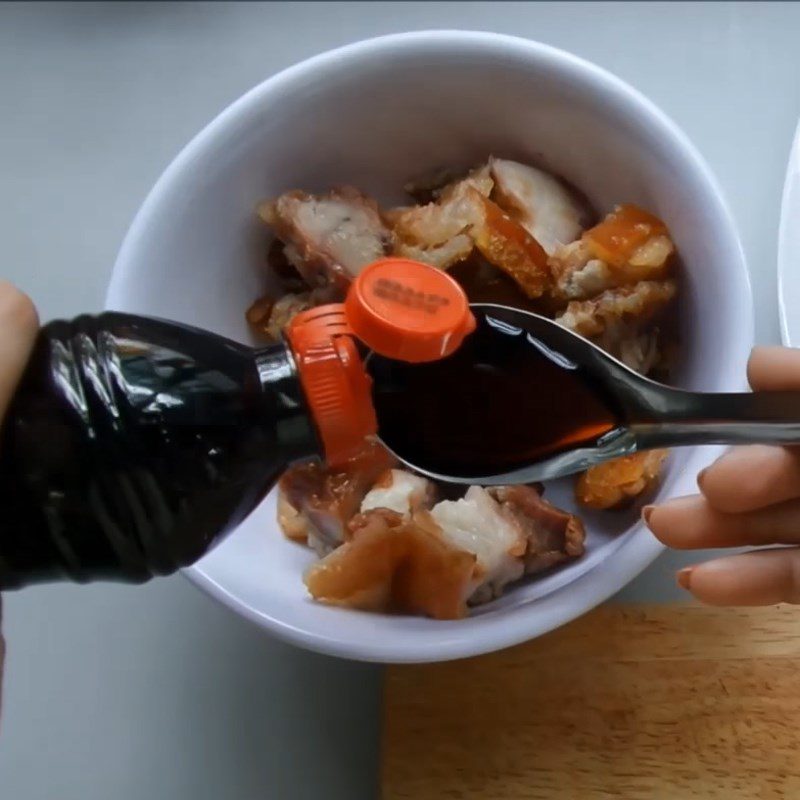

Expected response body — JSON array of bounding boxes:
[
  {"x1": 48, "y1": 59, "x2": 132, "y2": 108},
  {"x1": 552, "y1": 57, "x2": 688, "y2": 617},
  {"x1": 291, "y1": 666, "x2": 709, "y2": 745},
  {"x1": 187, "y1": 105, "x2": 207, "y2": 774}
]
[{"x1": 382, "y1": 604, "x2": 800, "y2": 799}]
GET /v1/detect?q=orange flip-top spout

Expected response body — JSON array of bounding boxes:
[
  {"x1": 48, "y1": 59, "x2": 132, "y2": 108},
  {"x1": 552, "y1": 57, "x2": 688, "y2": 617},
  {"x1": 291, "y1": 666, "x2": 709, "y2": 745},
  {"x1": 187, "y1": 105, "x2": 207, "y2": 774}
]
[{"x1": 286, "y1": 258, "x2": 476, "y2": 465}]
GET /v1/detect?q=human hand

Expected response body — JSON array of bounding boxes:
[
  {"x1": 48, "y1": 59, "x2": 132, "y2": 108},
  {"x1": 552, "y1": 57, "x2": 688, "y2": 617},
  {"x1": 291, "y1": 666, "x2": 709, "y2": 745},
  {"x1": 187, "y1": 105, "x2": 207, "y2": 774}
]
[
  {"x1": 645, "y1": 346, "x2": 800, "y2": 606},
  {"x1": 0, "y1": 282, "x2": 39, "y2": 709}
]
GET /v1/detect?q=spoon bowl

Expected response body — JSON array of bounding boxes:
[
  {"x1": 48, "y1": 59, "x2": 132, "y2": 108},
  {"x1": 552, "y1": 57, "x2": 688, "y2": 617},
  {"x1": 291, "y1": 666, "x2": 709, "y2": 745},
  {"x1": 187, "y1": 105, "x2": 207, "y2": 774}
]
[{"x1": 376, "y1": 304, "x2": 800, "y2": 487}]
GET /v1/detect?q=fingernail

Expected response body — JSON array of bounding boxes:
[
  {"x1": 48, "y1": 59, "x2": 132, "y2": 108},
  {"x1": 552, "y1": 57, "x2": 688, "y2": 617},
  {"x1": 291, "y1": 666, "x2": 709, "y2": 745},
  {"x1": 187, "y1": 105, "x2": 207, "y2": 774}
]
[
  {"x1": 641, "y1": 505, "x2": 654, "y2": 526},
  {"x1": 696, "y1": 467, "x2": 708, "y2": 489},
  {"x1": 676, "y1": 567, "x2": 694, "y2": 590}
]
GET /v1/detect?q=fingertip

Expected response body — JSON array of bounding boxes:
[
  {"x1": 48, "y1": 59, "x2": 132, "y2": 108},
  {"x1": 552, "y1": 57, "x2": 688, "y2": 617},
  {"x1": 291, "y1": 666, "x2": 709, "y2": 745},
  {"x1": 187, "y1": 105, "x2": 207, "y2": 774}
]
[
  {"x1": 0, "y1": 281, "x2": 38, "y2": 334},
  {"x1": 696, "y1": 467, "x2": 708, "y2": 491},
  {"x1": 641, "y1": 495, "x2": 708, "y2": 549},
  {"x1": 685, "y1": 549, "x2": 800, "y2": 606},
  {"x1": 699, "y1": 445, "x2": 800, "y2": 513},
  {"x1": 676, "y1": 566, "x2": 693, "y2": 591},
  {"x1": 747, "y1": 346, "x2": 800, "y2": 391},
  {"x1": 681, "y1": 558, "x2": 738, "y2": 605},
  {"x1": 746, "y1": 346, "x2": 774, "y2": 388},
  {"x1": 0, "y1": 282, "x2": 39, "y2": 417}
]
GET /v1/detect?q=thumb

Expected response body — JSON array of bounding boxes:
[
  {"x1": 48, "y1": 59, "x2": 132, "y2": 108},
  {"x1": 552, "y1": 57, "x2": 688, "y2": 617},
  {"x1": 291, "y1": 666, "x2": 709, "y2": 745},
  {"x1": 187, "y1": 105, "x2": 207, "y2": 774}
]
[
  {"x1": 0, "y1": 282, "x2": 38, "y2": 717},
  {"x1": 0, "y1": 281, "x2": 39, "y2": 418}
]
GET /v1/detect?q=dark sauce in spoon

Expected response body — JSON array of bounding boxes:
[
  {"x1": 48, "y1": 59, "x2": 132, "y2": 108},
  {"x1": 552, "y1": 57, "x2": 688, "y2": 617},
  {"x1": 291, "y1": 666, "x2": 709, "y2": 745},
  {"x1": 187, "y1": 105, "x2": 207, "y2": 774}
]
[{"x1": 368, "y1": 311, "x2": 622, "y2": 479}]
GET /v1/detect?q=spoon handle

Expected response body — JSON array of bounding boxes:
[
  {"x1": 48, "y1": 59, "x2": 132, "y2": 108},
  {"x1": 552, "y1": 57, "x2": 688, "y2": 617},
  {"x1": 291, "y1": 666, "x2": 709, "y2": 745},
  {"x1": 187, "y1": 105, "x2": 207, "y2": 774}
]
[{"x1": 632, "y1": 388, "x2": 800, "y2": 450}]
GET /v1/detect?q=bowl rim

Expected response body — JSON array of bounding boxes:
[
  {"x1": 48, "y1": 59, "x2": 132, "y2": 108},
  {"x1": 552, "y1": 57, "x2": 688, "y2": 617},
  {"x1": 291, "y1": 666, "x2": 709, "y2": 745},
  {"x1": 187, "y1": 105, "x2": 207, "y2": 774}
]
[{"x1": 107, "y1": 30, "x2": 752, "y2": 663}]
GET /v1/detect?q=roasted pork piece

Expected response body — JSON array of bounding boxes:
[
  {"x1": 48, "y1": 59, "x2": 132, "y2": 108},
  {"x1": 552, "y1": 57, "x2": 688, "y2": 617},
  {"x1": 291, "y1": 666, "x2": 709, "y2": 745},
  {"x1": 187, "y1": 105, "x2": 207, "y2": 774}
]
[
  {"x1": 470, "y1": 195, "x2": 551, "y2": 298},
  {"x1": 259, "y1": 187, "x2": 392, "y2": 290},
  {"x1": 555, "y1": 279, "x2": 676, "y2": 374},
  {"x1": 389, "y1": 167, "x2": 492, "y2": 269},
  {"x1": 489, "y1": 157, "x2": 589, "y2": 255},
  {"x1": 489, "y1": 485, "x2": 585, "y2": 574},
  {"x1": 390, "y1": 166, "x2": 553, "y2": 297},
  {"x1": 304, "y1": 508, "x2": 477, "y2": 619},
  {"x1": 360, "y1": 469, "x2": 437, "y2": 516},
  {"x1": 576, "y1": 450, "x2": 668, "y2": 510},
  {"x1": 247, "y1": 285, "x2": 340, "y2": 341},
  {"x1": 549, "y1": 204, "x2": 674, "y2": 301},
  {"x1": 430, "y1": 486, "x2": 527, "y2": 604},
  {"x1": 278, "y1": 442, "x2": 396, "y2": 556}
]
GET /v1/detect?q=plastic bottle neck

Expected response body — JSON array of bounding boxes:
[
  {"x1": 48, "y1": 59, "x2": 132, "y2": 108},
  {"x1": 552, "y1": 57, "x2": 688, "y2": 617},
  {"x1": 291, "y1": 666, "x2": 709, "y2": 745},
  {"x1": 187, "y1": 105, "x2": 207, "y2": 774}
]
[{"x1": 253, "y1": 342, "x2": 322, "y2": 465}]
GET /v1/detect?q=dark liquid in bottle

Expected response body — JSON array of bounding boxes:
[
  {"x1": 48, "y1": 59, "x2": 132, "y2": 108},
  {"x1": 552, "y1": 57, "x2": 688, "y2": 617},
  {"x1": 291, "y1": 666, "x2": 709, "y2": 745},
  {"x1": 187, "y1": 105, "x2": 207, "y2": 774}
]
[
  {"x1": 368, "y1": 311, "x2": 622, "y2": 478},
  {"x1": 0, "y1": 314, "x2": 318, "y2": 589}
]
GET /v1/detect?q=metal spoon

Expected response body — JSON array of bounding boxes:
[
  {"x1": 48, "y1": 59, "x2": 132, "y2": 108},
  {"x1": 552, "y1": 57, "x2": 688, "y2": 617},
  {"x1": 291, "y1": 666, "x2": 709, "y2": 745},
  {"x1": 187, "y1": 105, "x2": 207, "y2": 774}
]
[{"x1": 381, "y1": 304, "x2": 800, "y2": 486}]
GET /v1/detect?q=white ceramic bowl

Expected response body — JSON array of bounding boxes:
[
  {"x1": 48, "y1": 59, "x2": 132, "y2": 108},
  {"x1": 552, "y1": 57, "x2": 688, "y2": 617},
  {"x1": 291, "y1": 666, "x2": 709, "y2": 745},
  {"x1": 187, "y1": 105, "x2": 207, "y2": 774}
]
[{"x1": 107, "y1": 31, "x2": 752, "y2": 663}]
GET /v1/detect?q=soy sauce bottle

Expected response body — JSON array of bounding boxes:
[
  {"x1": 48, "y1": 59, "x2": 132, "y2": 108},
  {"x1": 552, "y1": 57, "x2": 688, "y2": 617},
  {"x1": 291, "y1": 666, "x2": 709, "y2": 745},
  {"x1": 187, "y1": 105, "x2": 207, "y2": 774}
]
[{"x1": 0, "y1": 259, "x2": 474, "y2": 589}]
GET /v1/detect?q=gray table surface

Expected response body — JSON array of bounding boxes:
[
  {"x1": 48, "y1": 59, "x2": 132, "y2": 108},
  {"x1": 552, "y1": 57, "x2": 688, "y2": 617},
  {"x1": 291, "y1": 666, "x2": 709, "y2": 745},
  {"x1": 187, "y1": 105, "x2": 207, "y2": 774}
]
[{"x1": 0, "y1": 2, "x2": 796, "y2": 798}]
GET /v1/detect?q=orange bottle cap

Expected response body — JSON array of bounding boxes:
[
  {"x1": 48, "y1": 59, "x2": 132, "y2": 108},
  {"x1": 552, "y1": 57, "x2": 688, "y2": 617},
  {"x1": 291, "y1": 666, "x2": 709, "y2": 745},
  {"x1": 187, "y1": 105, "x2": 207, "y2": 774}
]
[{"x1": 345, "y1": 258, "x2": 476, "y2": 363}]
